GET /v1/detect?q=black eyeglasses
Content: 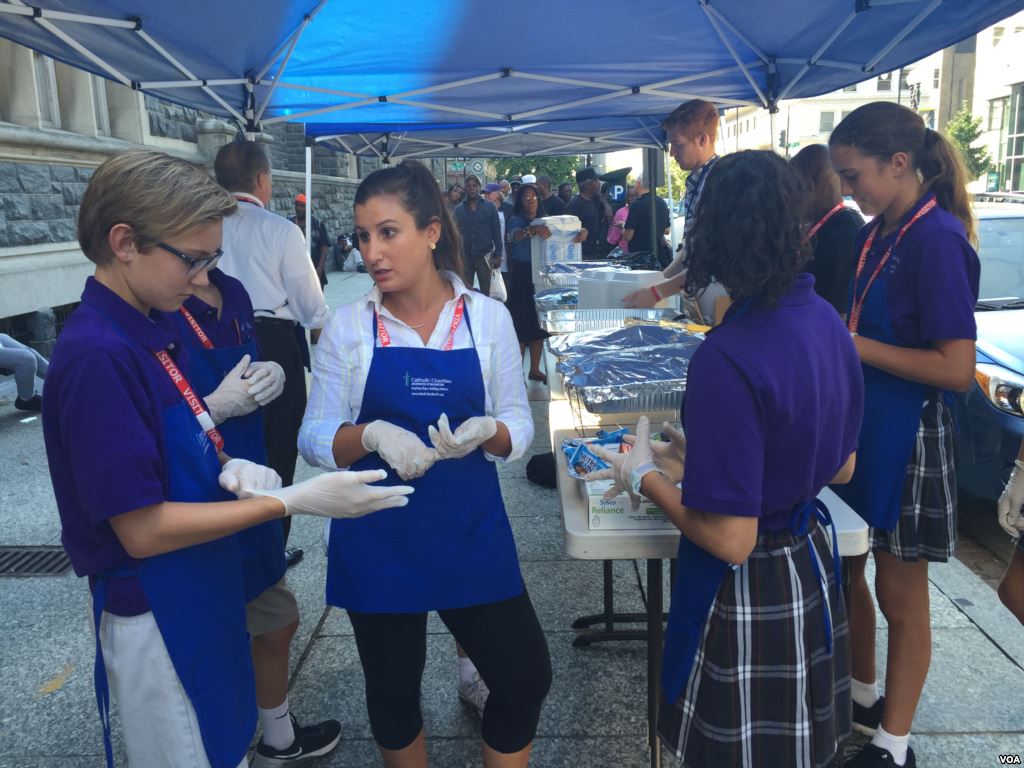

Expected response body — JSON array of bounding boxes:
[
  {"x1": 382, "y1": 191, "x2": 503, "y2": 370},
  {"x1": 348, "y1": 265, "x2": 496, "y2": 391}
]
[{"x1": 157, "y1": 242, "x2": 223, "y2": 277}]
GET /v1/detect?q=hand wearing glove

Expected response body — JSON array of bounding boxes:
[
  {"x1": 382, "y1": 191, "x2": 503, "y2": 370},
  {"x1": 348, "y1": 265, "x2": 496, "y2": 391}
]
[
  {"x1": 427, "y1": 413, "x2": 497, "y2": 460},
  {"x1": 361, "y1": 420, "x2": 439, "y2": 481},
  {"x1": 218, "y1": 458, "x2": 282, "y2": 496},
  {"x1": 244, "y1": 360, "x2": 285, "y2": 406},
  {"x1": 239, "y1": 468, "x2": 414, "y2": 518},
  {"x1": 585, "y1": 416, "x2": 667, "y2": 510},
  {"x1": 624, "y1": 421, "x2": 686, "y2": 484},
  {"x1": 204, "y1": 354, "x2": 259, "y2": 425},
  {"x1": 997, "y1": 459, "x2": 1024, "y2": 537}
]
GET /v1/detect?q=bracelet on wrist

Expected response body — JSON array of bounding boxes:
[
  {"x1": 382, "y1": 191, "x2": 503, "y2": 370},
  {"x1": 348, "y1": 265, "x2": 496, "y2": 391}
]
[{"x1": 649, "y1": 285, "x2": 662, "y2": 302}]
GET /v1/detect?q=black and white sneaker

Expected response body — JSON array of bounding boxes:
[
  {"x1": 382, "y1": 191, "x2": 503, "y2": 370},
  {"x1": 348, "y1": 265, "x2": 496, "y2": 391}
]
[
  {"x1": 852, "y1": 695, "x2": 885, "y2": 736},
  {"x1": 256, "y1": 715, "x2": 341, "y2": 764},
  {"x1": 845, "y1": 742, "x2": 916, "y2": 767}
]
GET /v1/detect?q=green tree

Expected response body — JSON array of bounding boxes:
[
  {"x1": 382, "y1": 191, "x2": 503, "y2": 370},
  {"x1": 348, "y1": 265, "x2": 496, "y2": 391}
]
[
  {"x1": 945, "y1": 104, "x2": 993, "y2": 180},
  {"x1": 655, "y1": 159, "x2": 689, "y2": 205},
  {"x1": 487, "y1": 156, "x2": 582, "y2": 185}
]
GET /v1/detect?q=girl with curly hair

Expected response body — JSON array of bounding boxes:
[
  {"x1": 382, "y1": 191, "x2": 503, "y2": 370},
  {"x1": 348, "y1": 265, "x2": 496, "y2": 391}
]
[
  {"x1": 829, "y1": 102, "x2": 980, "y2": 768},
  {"x1": 590, "y1": 149, "x2": 864, "y2": 766}
]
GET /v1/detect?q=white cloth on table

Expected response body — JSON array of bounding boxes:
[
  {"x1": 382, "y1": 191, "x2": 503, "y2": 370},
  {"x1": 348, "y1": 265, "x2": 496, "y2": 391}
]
[{"x1": 298, "y1": 271, "x2": 533, "y2": 470}]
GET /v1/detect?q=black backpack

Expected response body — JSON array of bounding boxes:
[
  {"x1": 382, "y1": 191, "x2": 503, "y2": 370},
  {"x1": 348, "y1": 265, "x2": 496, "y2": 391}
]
[{"x1": 526, "y1": 452, "x2": 557, "y2": 489}]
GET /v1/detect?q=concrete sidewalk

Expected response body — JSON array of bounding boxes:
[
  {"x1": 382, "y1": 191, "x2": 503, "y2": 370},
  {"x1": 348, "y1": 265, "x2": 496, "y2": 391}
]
[{"x1": 1, "y1": 269, "x2": 1022, "y2": 766}]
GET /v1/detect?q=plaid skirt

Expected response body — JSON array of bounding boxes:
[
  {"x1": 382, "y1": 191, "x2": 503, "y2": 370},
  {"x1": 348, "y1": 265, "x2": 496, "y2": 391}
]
[
  {"x1": 870, "y1": 397, "x2": 957, "y2": 562},
  {"x1": 658, "y1": 523, "x2": 851, "y2": 768}
]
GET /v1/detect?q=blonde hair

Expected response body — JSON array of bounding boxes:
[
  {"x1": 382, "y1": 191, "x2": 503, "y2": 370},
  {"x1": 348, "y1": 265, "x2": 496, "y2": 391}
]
[
  {"x1": 830, "y1": 102, "x2": 975, "y2": 245},
  {"x1": 661, "y1": 99, "x2": 719, "y2": 143},
  {"x1": 790, "y1": 144, "x2": 842, "y2": 220},
  {"x1": 78, "y1": 150, "x2": 237, "y2": 265}
]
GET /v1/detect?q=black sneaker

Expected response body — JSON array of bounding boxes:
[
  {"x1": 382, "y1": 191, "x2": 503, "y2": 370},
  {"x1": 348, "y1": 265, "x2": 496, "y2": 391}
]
[
  {"x1": 846, "y1": 742, "x2": 916, "y2": 767},
  {"x1": 14, "y1": 395, "x2": 42, "y2": 412},
  {"x1": 285, "y1": 547, "x2": 304, "y2": 569},
  {"x1": 852, "y1": 695, "x2": 885, "y2": 736},
  {"x1": 256, "y1": 715, "x2": 341, "y2": 763}
]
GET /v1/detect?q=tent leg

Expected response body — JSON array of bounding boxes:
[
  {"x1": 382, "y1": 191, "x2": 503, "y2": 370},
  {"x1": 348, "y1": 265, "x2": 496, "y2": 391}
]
[{"x1": 305, "y1": 145, "x2": 313, "y2": 262}]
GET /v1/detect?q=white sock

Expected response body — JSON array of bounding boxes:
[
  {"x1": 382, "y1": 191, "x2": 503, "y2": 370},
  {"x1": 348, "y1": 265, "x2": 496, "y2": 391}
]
[
  {"x1": 871, "y1": 724, "x2": 910, "y2": 766},
  {"x1": 851, "y1": 678, "x2": 880, "y2": 708},
  {"x1": 259, "y1": 700, "x2": 295, "y2": 750},
  {"x1": 458, "y1": 654, "x2": 478, "y2": 685}
]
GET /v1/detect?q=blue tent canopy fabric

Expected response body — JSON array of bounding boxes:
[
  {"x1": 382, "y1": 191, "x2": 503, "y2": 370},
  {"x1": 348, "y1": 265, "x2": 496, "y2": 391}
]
[{"x1": 2, "y1": 0, "x2": 1022, "y2": 155}]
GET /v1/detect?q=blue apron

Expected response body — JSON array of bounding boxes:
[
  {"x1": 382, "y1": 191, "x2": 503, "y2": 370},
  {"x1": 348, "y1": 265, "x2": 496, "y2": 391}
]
[
  {"x1": 92, "y1": 399, "x2": 256, "y2": 768},
  {"x1": 173, "y1": 311, "x2": 287, "y2": 601},
  {"x1": 326, "y1": 306, "x2": 524, "y2": 613},
  {"x1": 831, "y1": 238, "x2": 931, "y2": 531},
  {"x1": 659, "y1": 296, "x2": 841, "y2": 703},
  {"x1": 661, "y1": 499, "x2": 842, "y2": 703}
]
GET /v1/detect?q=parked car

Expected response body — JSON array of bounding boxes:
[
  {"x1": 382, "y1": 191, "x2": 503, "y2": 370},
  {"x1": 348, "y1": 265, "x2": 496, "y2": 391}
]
[{"x1": 955, "y1": 204, "x2": 1024, "y2": 501}]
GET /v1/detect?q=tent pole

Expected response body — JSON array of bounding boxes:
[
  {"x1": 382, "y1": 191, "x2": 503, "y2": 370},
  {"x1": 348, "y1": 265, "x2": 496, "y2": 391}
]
[
  {"x1": 646, "y1": 146, "x2": 659, "y2": 272},
  {"x1": 666, "y1": 149, "x2": 677, "y2": 253},
  {"x1": 305, "y1": 144, "x2": 312, "y2": 263}
]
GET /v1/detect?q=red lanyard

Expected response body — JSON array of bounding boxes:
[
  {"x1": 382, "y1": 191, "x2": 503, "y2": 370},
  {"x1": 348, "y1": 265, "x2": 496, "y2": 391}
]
[
  {"x1": 179, "y1": 307, "x2": 242, "y2": 349},
  {"x1": 848, "y1": 198, "x2": 937, "y2": 333},
  {"x1": 805, "y1": 203, "x2": 846, "y2": 242},
  {"x1": 376, "y1": 296, "x2": 465, "y2": 351},
  {"x1": 153, "y1": 349, "x2": 225, "y2": 452}
]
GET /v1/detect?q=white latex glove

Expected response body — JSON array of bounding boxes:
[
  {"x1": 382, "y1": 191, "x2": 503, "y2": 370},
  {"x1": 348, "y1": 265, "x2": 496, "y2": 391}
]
[
  {"x1": 241, "y1": 468, "x2": 414, "y2": 518},
  {"x1": 427, "y1": 413, "x2": 497, "y2": 459},
  {"x1": 361, "y1": 420, "x2": 439, "y2": 481},
  {"x1": 585, "y1": 416, "x2": 666, "y2": 510},
  {"x1": 997, "y1": 459, "x2": 1024, "y2": 536},
  {"x1": 218, "y1": 458, "x2": 282, "y2": 496},
  {"x1": 244, "y1": 360, "x2": 285, "y2": 406},
  {"x1": 624, "y1": 421, "x2": 686, "y2": 484},
  {"x1": 204, "y1": 354, "x2": 258, "y2": 425}
]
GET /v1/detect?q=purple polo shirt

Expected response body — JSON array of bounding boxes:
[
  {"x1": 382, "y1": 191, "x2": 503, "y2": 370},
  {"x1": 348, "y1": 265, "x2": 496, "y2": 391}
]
[
  {"x1": 681, "y1": 274, "x2": 864, "y2": 532},
  {"x1": 178, "y1": 268, "x2": 259, "y2": 349},
  {"x1": 852, "y1": 192, "x2": 980, "y2": 347},
  {"x1": 43, "y1": 278, "x2": 196, "y2": 615}
]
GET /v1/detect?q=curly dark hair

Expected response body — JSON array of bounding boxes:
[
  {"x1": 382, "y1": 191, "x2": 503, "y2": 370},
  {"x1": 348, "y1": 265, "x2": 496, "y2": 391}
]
[{"x1": 683, "y1": 150, "x2": 809, "y2": 306}]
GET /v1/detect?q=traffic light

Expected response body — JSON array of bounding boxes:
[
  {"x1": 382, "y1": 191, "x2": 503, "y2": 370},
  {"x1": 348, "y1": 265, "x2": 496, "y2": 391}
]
[{"x1": 778, "y1": 129, "x2": 787, "y2": 148}]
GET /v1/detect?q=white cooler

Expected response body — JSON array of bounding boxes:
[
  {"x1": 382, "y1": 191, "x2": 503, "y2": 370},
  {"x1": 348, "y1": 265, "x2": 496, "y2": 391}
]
[{"x1": 577, "y1": 269, "x2": 679, "y2": 310}]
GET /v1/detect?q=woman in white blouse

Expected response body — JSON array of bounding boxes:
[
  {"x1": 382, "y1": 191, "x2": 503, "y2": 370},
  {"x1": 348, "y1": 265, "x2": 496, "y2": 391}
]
[{"x1": 298, "y1": 160, "x2": 550, "y2": 768}]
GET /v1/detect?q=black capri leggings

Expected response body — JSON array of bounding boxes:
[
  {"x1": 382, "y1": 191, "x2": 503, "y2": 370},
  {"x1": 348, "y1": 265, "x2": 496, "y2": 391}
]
[{"x1": 348, "y1": 591, "x2": 552, "y2": 753}]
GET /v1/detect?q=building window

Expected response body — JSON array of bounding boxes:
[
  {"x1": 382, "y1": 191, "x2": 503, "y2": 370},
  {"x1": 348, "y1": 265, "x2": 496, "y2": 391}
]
[
  {"x1": 1002, "y1": 84, "x2": 1024, "y2": 191},
  {"x1": 877, "y1": 73, "x2": 892, "y2": 92},
  {"x1": 993, "y1": 26, "x2": 1005, "y2": 46},
  {"x1": 819, "y1": 111, "x2": 835, "y2": 133},
  {"x1": 92, "y1": 76, "x2": 110, "y2": 136},
  {"x1": 899, "y1": 70, "x2": 910, "y2": 91},
  {"x1": 841, "y1": 110, "x2": 853, "y2": 122},
  {"x1": 932, "y1": 68, "x2": 940, "y2": 89},
  {"x1": 843, "y1": 84, "x2": 858, "y2": 93},
  {"x1": 33, "y1": 52, "x2": 59, "y2": 128},
  {"x1": 989, "y1": 97, "x2": 1008, "y2": 133}
]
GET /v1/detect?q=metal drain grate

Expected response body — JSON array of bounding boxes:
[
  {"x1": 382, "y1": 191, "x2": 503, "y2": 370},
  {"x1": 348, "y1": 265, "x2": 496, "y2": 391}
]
[{"x1": 0, "y1": 546, "x2": 72, "y2": 577}]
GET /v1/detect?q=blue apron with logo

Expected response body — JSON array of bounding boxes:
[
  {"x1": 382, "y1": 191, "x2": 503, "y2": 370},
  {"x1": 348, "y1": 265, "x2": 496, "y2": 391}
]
[
  {"x1": 173, "y1": 311, "x2": 287, "y2": 601},
  {"x1": 832, "y1": 245, "x2": 931, "y2": 531},
  {"x1": 326, "y1": 308, "x2": 524, "y2": 613},
  {"x1": 92, "y1": 399, "x2": 256, "y2": 768}
]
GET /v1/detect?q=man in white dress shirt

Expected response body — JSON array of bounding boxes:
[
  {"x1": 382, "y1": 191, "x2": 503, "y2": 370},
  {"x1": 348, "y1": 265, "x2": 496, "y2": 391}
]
[{"x1": 213, "y1": 140, "x2": 330, "y2": 563}]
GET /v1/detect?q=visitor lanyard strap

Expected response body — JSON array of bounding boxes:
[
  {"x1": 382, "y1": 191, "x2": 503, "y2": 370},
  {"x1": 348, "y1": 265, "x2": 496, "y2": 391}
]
[
  {"x1": 805, "y1": 203, "x2": 846, "y2": 242},
  {"x1": 179, "y1": 307, "x2": 242, "y2": 349},
  {"x1": 848, "y1": 198, "x2": 936, "y2": 334},
  {"x1": 376, "y1": 296, "x2": 465, "y2": 351},
  {"x1": 153, "y1": 349, "x2": 225, "y2": 452}
]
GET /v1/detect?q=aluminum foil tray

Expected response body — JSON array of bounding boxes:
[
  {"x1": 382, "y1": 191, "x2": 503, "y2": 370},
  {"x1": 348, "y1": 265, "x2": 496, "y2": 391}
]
[
  {"x1": 539, "y1": 307, "x2": 680, "y2": 334},
  {"x1": 534, "y1": 287, "x2": 578, "y2": 312},
  {"x1": 563, "y1": 341, "x2": 702, "y2": 414},
  {"x1": 540, "y1": 261, "x2": 630, "y2": 286},
  {"x1": 549, "y1": 324, "x2": 698, "y2": 359}
]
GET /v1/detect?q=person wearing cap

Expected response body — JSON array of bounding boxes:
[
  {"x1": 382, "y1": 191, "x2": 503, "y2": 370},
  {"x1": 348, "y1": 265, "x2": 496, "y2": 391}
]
[
  {"x1": 453, "y1": 175, "x2": 504, "y2": 296},
  {"x1": 289, "y1": 193, "x2": 330, "y2": 290},
  {"x1": 483, "y1": 183, "x2": 513, "y2": 280},
  {"x1": 565, "y1": 167, "x2": 608, "y2": 258},
  {"x1": 509, "y1": 177, "x2": 523, "y2": 195}
]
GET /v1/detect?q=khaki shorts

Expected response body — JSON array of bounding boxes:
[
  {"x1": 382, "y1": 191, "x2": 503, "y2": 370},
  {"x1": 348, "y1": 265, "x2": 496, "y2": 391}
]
[{"x1": 245, "y1": 576, "x2": 299, "y2": 636}]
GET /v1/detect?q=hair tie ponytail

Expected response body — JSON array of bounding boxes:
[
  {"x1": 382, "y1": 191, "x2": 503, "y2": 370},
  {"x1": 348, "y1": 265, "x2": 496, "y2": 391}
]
[{"x1": 923, "y1": 127, "x2": 939, "y2": 150}]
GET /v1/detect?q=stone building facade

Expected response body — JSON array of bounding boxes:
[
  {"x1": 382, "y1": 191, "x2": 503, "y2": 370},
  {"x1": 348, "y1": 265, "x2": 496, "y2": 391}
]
[{"x1": 0, "y1": 40, "x2": 444, "y2": 356}]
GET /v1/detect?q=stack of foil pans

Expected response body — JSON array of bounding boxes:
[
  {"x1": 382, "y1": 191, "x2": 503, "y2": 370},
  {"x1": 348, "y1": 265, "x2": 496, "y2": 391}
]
[
  {"x1": 549, "y1": 324, "x2": 696, "y2": 359},
  {"x1": 539, "y1": 307, "x2": 679, "y2": 335},
  {"x1": 534, "y1": 286, "x2": 578, "y2": 312},
  {"x1": 540, "y1": 261, "x2": 630, "y2": 287},
  {"x1": 563, "y1": 338, "x2": 703, "y2": 414}
]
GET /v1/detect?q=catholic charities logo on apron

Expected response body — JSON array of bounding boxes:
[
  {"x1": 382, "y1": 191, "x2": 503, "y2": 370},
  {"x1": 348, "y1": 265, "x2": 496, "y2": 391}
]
[{"x1": 404, "y1": 371, "x2": 453, "y2": 398}]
